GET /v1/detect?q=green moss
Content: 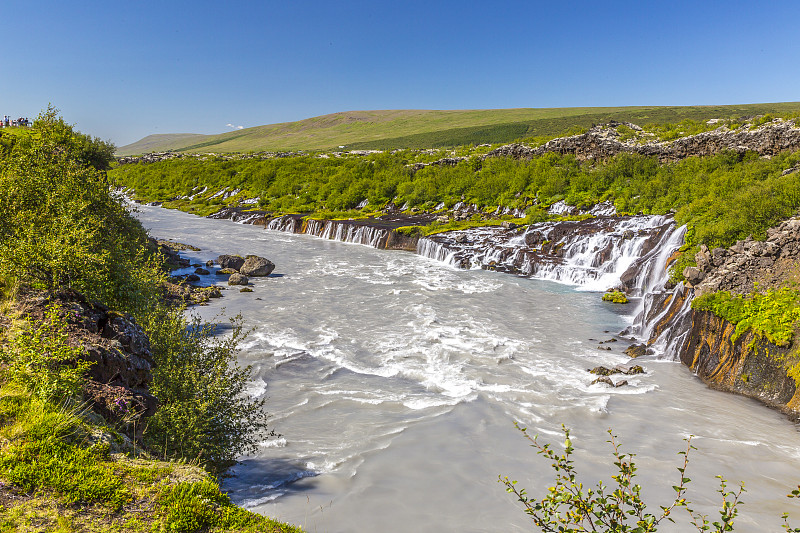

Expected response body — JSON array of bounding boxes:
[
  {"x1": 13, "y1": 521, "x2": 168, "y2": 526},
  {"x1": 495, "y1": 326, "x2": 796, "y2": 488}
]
[
  {"x1": 394, "y1": 225, "x2": 422, "y2": 237},
  {"x1": 692, "y1": 287, "x2": 800, "y2": 358},
  {"x1": 691, "y1": 288, "x2": 800, "y2": 346},
  {"x1": 602, "y1": 291, "x2": 629, "y2": 304},
  {"x1": 668, "y1": 244, "x2": 699, "y2": 284}
]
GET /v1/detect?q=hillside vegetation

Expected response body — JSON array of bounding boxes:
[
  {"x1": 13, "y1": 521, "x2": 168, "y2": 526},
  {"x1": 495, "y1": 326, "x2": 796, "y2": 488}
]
[
  {"x1": 117, "y1": 102, "x2": 800, "y2": 155},
  {"x1": 0, "y1": 108, "x2": 300, "y2": 532}
]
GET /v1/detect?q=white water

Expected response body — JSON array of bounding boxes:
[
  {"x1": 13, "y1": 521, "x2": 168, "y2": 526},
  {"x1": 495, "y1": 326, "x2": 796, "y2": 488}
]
[
  {"x1": 415, "y1": 215, "x2": 680, "y2": 294},
  {"x1": 136, "y1": 204, "x2": 800, "y2": 533}
]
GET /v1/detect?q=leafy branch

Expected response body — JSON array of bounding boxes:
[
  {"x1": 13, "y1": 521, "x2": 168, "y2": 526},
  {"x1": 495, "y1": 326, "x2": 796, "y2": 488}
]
[{"x1": 500, "y1": 424, "x2": 746, "y2": 532}]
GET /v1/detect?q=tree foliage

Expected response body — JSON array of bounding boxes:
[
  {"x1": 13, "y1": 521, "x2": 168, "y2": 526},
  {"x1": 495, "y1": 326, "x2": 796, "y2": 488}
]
[
  {"x1": 0, "y1": 107, "x2": 274, "y2": 475},
  {"x1": 142, "y1": 311, "x2": 274, "y2": 473}
]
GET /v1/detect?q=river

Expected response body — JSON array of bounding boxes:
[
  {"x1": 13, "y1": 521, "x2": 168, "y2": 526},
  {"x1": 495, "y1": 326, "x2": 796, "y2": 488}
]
[{"x1": 136, "y1": 204, "x2": 800, "y2": 532}]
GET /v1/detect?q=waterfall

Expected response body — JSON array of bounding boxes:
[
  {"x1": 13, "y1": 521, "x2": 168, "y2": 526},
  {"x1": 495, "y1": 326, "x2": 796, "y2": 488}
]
[
  {"x1": 236, "y1": 206, "x2": 693, "y2": 359},
  {"x1": 264, "y1": 217, "x2": 389, "y2": 248},
  {"x1": 416, "y1": 238, "x2": 459, "y2": 264},
  {"x1": 266, "y1": 215, "x2": 301, "y2": 233},
  {"x1": 416, "y1": 215, "x2": 678, "y2": 291}
]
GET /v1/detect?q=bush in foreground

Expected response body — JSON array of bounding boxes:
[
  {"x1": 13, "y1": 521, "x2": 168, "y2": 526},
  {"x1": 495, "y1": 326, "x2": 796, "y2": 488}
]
[{"x1": 501, "y1": 424, "x2": 800, "y2": 532}]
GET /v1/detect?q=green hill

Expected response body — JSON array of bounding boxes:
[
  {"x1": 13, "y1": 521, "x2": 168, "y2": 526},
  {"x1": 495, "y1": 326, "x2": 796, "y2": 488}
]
[{"x1": 116, "y1": 103, "x2": 800, "y2": 155}]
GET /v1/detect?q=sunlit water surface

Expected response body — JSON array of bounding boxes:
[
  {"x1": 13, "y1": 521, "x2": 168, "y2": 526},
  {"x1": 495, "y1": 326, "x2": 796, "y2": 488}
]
[{"x1": 136, "y1": 205, "x2": 800, "y2": 532}]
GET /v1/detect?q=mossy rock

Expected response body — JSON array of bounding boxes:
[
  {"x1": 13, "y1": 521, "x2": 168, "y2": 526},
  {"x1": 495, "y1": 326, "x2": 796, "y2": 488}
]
[{"x1": 602, "y1": 291, "x2": 629, "y2": 304}]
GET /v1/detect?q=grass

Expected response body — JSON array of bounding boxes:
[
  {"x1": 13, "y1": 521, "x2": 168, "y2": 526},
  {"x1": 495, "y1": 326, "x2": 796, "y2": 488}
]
[
  {"x1": 0, "y1": 385, "x2": 302, "y2": 533},
  {"x1": 116, "y1": 103, "x2": 800, "y2": 155}
]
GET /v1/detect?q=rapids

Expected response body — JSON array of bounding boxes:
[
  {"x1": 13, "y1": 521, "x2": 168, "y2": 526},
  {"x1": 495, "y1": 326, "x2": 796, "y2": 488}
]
[{"x1": 135, "y1": 204, "x2": 800, "y2": 533}]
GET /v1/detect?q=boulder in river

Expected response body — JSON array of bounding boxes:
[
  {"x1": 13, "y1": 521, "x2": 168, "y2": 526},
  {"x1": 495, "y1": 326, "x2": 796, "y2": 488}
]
[
  {"x1": 624, "y1": 343, "x2": 649, "y2": 358},
  {"x1": 218, "y1": 254, "x2": 245, "y2": 271},
  {"x1": 240, "y1": 255, "x2": 275, "y2": 277},
  {"x1": 194, "y1": 268, "x2": 210, "y2": 275},
  {"x1": 228, "y1": 273, "x2": 249, "y2": 286},
  {"x1": 216, "y1": 268, "x2": 237, "y2": 275}
]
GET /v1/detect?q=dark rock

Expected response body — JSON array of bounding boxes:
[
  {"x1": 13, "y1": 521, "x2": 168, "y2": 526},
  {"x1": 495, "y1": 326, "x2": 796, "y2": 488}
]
[
  {"x1": 206, "y1": 260, "x2": 214, "y2": 267},
  {"x1": 228, "y1": 273, "x2": 249, "y2": 286},
  {"x1": 240, "y1": 255, "x2": 275, "y2": 277},
  {"x1": 240, "y1": 287, "x2": 254, "y2": 293},
  {"x1": 216, "y1": 268, "x2": 237, "y2": 275},
  {"x1": 217, "y1": 254, "x2": 245, "y2": 271},
  {"x1": 194, "y1": 268, "x2": 210, "y2": 275},
  {"x1": 615, "y1": 364, "x2": 644, "y2": 375},
  {"x1": 589, "y1": 366, "x2": 617, "y2": 376},
  {"x1": 17, "y1": 290, "x2": 158, "y2": 431},
  {"x1": 186, "y1": 274, "x2": 200, "y2": 282},
  {"x1": 711, "y1": 247, "x2": 728, "y2": 266},
  {"x1": 695, "y1": 246, "x2": 712, "y2": 272},
  {"x1": 624, "y1": 343, "x2": 648, "y2": 358},
  {"x1": 683, "y1": 266, "x2": 704, "y2": 284},
  {"x1": 591, "y1": 376, "x2": 615, "y2": 386},
  {"x1": 615, "y1": 379, "x2": 628, "y2": 387}
]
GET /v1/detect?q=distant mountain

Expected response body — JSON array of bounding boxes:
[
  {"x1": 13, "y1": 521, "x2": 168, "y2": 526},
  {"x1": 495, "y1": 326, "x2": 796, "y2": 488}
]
[
  {"x1": 116, "y1": 103, "x2": 800, "y2": 155},
  {"x1": 118, "y1": 133, "x2": 210, "y2": 155}
]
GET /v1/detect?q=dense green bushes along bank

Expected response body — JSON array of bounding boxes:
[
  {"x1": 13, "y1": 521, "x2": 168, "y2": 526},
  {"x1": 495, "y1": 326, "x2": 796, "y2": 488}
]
[
  {"x1": 0, "y1": 108, "x2": 299, "y2": 531},
  {"x1": 112, "y1": 146, "x2": 800, "y2": 250}
]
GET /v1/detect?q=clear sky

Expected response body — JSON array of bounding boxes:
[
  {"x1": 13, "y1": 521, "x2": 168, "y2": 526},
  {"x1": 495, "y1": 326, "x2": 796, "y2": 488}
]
[{"x1": 2, "y1": 0, "x2": 798, "y2": 146}]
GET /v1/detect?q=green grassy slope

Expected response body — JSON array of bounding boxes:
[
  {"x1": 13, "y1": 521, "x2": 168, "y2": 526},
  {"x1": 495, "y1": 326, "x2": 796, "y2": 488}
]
[
  {"x1": 117, "y1": 133, "x2": 211, "y2": 154},
  {"x1": 116, "y1": 103, "x2": 800, "y2": 155}
]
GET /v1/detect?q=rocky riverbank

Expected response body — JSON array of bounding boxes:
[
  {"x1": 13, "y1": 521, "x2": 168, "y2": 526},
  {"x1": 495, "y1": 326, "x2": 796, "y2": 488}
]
[
  {"x1": 641, "y1": 216, "x2": 800, "y2": 418},
  {"x1": 485, "y1": 118, "x2": 800, "y2": 163}
]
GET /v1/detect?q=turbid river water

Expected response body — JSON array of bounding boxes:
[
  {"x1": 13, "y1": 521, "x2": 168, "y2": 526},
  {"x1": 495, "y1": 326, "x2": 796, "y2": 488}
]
[{"x1": 136, "y1": 204, "x2": 800, "y2": 532}]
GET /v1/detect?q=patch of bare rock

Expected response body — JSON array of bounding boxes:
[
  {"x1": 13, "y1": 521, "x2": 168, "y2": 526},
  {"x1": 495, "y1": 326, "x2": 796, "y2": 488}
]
[{"x1": 690, "y1": 216, "x2": 800, "y2": 296}]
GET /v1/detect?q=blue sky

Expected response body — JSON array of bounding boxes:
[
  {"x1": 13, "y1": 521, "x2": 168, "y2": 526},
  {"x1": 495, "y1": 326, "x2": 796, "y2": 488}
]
[{"x1": 2, "y1": 0, "x2": 798, "y2": 146}]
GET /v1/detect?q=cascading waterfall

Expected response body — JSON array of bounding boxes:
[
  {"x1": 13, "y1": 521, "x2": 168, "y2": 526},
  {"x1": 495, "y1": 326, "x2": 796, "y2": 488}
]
[
  {"x1": 414, "y1": 214, "x2": 693, "y2": 358},
  {"x1": 264, "y1": 216, "x2": 390, "y2": 248},
  {"x1": 266, "y1": 215, "x2": 300, "y2": 233},
  {"x1": 416, "y1": 215, "x2": 678, "y2": 292},
  {"x1": 257, "y1": 207, "x2": 694, "y2": 358}
]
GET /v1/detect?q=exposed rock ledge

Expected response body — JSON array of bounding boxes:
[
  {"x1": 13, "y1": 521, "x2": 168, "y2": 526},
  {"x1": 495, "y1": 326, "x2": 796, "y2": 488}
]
[
  {"x1": 645, "y1": 216, "x2": 800, "y2": 419},
  {"x1": 681, "y1": 310, "x2": 799, "y2": 419},
  {"x1": 486, "y1": 119, "x2": 800, "y2": 163}
]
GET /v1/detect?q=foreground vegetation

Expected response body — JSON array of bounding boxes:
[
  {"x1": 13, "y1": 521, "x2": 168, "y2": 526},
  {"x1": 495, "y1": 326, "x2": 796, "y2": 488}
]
[
  {"x1": 502, "y1": 425, "x2": 800, "y2": 532},
  {"x1": 0, "y1": 109, "x2": 299, "y2": 531}
]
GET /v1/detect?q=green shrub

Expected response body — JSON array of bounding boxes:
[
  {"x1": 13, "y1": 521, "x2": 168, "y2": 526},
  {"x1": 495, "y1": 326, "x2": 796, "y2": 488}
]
[
  {"x1": 158, "y1": 479, "x2": 302, "y2": 532},
  {"x1": 0, "y1": 107, "x2": 161, "y2": 316},
  {"x1": 602, "y1": 290, "x2": 629, "y2": 304},
  {"x1": 2, "y1": 304, "x2": 91, "y2": 402},
  {"x1": 143, "y1": 310, "x2": 274, "y2": 474},
  {"x1": 501, "y1": 425, "x2": 745, "y2": 532},
  {"x1": 112, "y1": 140, "x2": 800, "y2": 252}
]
